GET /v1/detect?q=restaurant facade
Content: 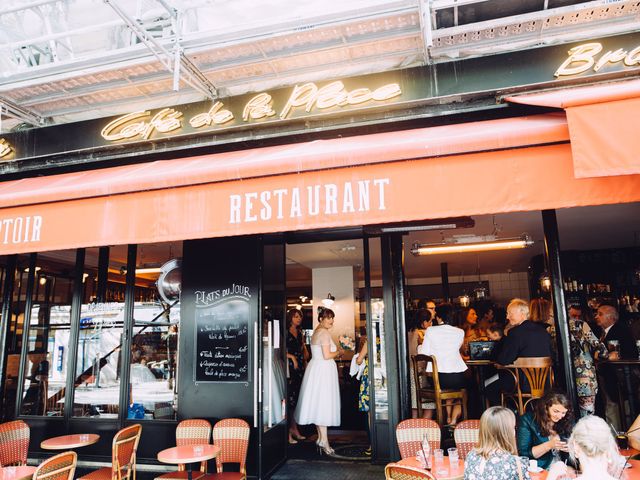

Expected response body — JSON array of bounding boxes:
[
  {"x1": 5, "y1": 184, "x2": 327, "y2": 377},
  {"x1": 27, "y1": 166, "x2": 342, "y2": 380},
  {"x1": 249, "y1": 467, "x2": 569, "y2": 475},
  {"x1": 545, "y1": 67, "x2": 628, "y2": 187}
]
[{"x1": 0, "y1": 30, "x2": 639, "y2": 478}]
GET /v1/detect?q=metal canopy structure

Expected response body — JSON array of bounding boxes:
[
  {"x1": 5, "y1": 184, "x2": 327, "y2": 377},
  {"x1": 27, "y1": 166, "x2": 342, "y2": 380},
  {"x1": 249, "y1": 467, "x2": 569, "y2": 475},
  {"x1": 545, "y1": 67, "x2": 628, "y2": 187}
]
[{"x1": 0, "y1": 0, "x2": 639, "y2": 132}]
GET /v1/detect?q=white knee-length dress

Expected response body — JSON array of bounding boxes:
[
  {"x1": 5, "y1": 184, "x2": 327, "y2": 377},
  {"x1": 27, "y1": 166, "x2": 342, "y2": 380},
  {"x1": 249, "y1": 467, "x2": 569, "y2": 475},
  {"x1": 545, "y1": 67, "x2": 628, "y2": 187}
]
[{"x1": 294, "y1": 329, "x2": 341, "y2": 426}]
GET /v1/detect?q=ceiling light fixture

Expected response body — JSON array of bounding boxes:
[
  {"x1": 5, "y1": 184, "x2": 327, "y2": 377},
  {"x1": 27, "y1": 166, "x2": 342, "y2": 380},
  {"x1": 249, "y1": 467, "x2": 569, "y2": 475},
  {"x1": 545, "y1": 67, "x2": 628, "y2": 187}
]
[
  {"x1": 411, "y1": 234, "x2": 533, "y2": 256},
  {"x1": 366, "y1": 217, "x2": 475, "y2": 234}
]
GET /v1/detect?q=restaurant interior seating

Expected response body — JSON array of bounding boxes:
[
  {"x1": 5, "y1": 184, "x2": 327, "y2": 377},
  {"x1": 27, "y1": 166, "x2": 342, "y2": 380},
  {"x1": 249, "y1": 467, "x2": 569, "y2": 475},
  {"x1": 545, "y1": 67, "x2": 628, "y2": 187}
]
[
  {"x1": 78, "y1": 424, "x2": 142, "y2": 480},
  {"x1": 453, "y1": 419, "x2": 480, "y2": 460},
  {"x1": 0, "y1": 419, "x2": 30, "y2": 466},
  {"x1": 395, "y1": 419, "x2": 441, "y2": 460},
  {"x1": 32, "y1": 451, "x2": 77, "y2": 480},
  {"x1": 499, "y1": 356, "x2": 554, "y2": 415},
  {"x1": 384, "y1": 462, "x2": 436, "y2": 479},
  {"x1": 155, "y1": 419, "x2": 212, "y2": 480},
  {"x1": 202, "y1": 418, "x2": 250, "y2": 480},
  {"x1": 412, "y1": 354, "x2": 468, "y2": 426}
]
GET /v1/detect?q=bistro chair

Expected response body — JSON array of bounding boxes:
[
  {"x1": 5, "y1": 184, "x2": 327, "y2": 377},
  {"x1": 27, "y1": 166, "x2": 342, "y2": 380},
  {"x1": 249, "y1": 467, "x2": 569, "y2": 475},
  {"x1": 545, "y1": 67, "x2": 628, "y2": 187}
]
[
  {"x1": 395, "y1": 419, "x2": 440, "y2": 460},
  {"x1": 79, "y1": 424, "x2": 142, "y2": 480},
  {"x1": 453, "y1": 419, "x2": 480, "y2": 460},
  {"x1": 155, "y1": 419, "x2": 212, "y2": 480},
  {"x1": 412, "y1": 354, "x2": 468, "y2": 426},
  {"x1": 0, "y1": 419, "x2": 30, "y2": 466},
  {"x1": 201, "y1": 418, "x2": 250, "y2": 480},
  {"x1": 384, "y1": 463, "x2": 436, "y2": 480},
  {"x1": 33, "y1": 450, "x2": 77, "y2": 480},
  {"x1": 499, "y1": 356, "x2": 554, "y2": 415}
]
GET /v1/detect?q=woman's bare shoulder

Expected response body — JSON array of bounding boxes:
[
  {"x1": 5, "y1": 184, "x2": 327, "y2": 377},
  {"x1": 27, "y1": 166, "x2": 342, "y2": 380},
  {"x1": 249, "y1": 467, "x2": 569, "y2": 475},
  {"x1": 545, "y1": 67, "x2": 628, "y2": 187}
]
[{"x1": 311, "y1": 328, "x2": 331, "y2": 345}]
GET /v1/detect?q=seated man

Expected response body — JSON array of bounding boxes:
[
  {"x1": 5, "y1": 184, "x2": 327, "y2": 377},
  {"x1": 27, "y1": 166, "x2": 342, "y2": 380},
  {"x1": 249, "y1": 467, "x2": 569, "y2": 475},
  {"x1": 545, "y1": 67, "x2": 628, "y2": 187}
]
[{"x1": 486, "y1": 298, "x2": 552, "y2": 406}]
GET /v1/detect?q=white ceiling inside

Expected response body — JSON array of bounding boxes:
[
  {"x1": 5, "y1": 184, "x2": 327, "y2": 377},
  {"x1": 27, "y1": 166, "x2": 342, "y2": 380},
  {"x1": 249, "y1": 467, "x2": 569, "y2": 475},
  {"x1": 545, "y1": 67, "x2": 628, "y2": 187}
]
[{"x1": 285, "y1": 202, "x2": 640, "y2": 283}]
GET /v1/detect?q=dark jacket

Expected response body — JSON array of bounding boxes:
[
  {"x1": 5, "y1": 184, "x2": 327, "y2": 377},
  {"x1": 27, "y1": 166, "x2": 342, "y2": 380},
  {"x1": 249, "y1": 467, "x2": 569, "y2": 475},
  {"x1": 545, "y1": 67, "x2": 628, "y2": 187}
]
[
  {"x1": 517, "y1": 411, "x2": 554, "y2": 470},
  {"x1": 603, "y1": 320, "x2": 638, "y2": 360},
  {"x1": 496, "y1": 321, "x2": 552, "y2": 366}
]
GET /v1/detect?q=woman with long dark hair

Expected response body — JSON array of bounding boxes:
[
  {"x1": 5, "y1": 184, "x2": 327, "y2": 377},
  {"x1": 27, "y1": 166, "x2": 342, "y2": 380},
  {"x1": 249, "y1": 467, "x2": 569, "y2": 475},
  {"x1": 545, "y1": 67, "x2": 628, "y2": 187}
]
[
  {"x1": 517, "y1": 391, "x2": 574, "y2": 470},
  {"x1": 286, "y1": 308, "x2": 308, "y2": 444}
]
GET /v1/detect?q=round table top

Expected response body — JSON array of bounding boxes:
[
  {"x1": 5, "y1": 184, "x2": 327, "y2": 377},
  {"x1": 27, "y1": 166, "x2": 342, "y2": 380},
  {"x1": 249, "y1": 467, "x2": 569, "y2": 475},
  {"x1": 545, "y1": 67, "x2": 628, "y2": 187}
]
[
  {"x1": 398, "y1": 456, "x2": 464, "y2": 480},
  {"x1": 157, "y1": 444, "x2": 220, "y2": 464},
  {"x1": 0, "y1": 466, "x2": 37, "y2": 480},
  {"x1": 41, "y1": 433, "x2": 100, "y2": 450}
]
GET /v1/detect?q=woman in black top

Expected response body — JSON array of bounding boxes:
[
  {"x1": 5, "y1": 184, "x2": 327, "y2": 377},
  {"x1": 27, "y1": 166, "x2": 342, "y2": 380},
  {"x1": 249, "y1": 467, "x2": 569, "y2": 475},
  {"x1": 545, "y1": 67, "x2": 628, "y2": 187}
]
[{"x1": 286, "y1": 308, "x2": 309, "y2": 444}]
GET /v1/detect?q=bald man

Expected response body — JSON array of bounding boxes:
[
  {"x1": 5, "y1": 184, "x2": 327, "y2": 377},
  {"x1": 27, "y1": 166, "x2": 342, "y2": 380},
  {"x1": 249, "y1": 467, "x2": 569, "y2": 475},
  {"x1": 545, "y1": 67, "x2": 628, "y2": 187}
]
[{"x1": 595, "y1": 305, "x2": 637, "y2": 360}]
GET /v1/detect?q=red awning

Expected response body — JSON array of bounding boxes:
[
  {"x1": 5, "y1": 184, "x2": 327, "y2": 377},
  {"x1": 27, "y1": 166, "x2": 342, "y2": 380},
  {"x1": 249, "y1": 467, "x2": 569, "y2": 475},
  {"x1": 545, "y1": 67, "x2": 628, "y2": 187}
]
[{"x1": 505, "y1": 79, "x2": 640, "y2": 178}]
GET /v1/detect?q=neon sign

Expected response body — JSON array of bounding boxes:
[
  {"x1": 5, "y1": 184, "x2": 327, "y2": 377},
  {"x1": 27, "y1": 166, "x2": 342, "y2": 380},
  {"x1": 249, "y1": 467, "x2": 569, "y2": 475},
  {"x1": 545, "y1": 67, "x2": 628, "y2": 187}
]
[
  {"x1": 555, "y1": 42, "x2": 640, "y2": 77},
  {"x1": 0, "y1": 139, "x2": 13, "y2": 158},
  {"x1": 101, "y1": 80, "x2": 402, "y2": 142}
]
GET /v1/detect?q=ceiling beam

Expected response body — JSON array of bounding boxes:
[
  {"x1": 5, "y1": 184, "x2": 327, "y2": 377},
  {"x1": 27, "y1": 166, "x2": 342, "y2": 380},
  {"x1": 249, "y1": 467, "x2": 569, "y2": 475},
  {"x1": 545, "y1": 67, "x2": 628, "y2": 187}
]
[
  {"x1": 0, "y1": 96, "x2": 45, "y2": 127},
  {"x1": 104, "y1": 0, "x2": 217, "y2": 99}
]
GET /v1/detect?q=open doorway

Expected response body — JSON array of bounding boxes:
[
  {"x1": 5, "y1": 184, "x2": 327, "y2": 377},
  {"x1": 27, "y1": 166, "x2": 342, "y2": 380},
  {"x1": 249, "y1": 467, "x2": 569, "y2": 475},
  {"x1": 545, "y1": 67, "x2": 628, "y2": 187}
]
[{"x1": 284, "y1": 237, "x2": 372, "y2": 460}]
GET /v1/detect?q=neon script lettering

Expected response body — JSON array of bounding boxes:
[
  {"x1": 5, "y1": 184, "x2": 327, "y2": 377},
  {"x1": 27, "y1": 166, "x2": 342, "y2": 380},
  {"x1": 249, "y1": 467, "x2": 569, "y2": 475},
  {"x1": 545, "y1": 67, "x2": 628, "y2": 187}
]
[{"x1": 555, "y1": 42, "x2": 640, "y2": 77}]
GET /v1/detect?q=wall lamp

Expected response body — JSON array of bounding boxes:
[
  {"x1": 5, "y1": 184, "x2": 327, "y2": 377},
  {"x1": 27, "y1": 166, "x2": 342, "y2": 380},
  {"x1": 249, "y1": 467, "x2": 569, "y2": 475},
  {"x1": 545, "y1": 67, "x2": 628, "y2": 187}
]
[
  {"x1": 411, "y1": 235, "x2": 533, "y2": 256},
  {"x1": 322, "y1": 293, "x2": 335, "y2": 308}
]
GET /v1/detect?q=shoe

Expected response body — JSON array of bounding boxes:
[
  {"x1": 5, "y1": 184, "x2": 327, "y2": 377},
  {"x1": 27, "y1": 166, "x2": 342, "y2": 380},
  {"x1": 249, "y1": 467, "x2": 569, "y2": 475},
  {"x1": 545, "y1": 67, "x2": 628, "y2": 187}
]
[
  {"x1": 364, "y1": 447, "x2": 372, "y2": 456},
  {"x1": 288, "y1": 436, "x2": 298, "y2": 445},
  {"x1": 292, "y1": 432, "x2": 306, "y2": 441},
  {"x1": 317, "y1": 441, "x2": 335, "y2": 456}
]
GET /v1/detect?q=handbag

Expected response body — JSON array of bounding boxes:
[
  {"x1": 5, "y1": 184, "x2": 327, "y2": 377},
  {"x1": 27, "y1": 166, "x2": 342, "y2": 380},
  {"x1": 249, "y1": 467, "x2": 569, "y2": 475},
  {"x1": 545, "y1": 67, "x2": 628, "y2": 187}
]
[{"x1": 127, "y1": 402, "x2": 145, "y2": 419}]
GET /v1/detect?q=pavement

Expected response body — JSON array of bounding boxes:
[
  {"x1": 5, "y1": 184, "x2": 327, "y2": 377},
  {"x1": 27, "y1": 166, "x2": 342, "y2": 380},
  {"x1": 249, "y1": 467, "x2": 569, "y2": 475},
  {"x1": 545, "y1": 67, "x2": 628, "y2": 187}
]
[{"x1": 271, "y1": 459, "x2": 385, "y2": 479}]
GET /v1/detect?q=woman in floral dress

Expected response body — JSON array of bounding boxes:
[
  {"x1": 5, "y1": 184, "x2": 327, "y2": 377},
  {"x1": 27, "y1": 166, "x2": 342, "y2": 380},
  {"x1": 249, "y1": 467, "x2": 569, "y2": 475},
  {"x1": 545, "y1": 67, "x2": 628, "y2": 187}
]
[
  {"x1": 548, "y1": 313, "x2": 608, "y2": 417},
  {"x1": 465, "y1": 406, "x2": 530, "y2": 480},
  {"x1": 356, "y1": 336, "x2": 371, "y2": 455}
]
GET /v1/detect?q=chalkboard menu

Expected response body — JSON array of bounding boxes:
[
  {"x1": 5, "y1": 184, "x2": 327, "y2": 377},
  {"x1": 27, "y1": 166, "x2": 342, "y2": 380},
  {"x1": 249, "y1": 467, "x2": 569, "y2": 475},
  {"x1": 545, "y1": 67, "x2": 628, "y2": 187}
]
[{"x1": 194, "y1": 284, "x2": 251, "y2": 382}]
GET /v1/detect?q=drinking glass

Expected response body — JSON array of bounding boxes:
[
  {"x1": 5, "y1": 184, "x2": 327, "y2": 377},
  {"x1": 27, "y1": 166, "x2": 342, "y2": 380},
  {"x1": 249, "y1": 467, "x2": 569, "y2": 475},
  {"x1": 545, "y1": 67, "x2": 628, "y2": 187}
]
[
  {"x1": 447, "y1": 447, "x2": 459, "y2": 466},
  {"x1": 616, "y1": 433, "x2": 629, "y2": 450},
  {"x1": 433, "y1": 448, "x2": 444, "y2": 464},
  {"x1": 607, "y1": 340, "x2": 620, "y2": 353},
  {"x1": 416, "y1": 450, "x2": 428, "y2": 469}
]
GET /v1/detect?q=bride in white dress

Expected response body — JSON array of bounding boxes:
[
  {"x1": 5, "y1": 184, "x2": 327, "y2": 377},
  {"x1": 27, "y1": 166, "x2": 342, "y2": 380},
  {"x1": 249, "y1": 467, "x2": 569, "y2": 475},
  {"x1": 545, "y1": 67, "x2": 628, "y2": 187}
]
[{"x1": 294, "y1": 307, "x2": 342, "y2": 455}]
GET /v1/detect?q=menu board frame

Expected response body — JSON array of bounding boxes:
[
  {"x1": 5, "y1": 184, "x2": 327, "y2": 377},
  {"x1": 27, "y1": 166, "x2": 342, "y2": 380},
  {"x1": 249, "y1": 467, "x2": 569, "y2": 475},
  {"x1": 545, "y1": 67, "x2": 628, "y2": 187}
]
[{"x1": 193, "y1": 283, "x2": 251, "y2": 383}]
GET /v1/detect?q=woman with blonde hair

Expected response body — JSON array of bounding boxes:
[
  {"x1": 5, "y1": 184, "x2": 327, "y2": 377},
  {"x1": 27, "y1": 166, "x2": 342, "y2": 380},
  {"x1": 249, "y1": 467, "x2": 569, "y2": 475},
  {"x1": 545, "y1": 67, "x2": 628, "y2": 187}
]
[
  {"x1": 547, "y1": 415, "x2": 622, "y2": 480},
  {"x1": 464, "y1": 406, "x2": 530, "y2": 479}
]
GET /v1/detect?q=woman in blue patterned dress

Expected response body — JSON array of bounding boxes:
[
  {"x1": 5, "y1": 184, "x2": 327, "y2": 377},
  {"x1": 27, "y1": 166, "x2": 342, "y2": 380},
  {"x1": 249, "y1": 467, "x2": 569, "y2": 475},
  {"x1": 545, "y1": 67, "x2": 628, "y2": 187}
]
[
  {"x1": 465, "y1": 406, "x2": 530, "y2": 480},
  {"x1": 356, "y1": 335, "x2": 371, "y2": 455},
  {"x1": 548, "y1": 307, "x2": 608, "y2": 417}
]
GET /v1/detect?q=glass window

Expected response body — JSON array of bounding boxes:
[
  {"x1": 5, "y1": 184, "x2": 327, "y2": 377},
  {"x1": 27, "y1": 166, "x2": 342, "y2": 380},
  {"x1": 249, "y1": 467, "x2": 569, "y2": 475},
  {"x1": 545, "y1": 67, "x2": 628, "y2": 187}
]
[
  {"x1": 129, "y1": 242, "x2": 182, "y2": 421},
  {"x1": 18, "y1": 251, "x2": 76, "y2": 417},
  {"x1": 1, "y1": 255, "x2": 23, "y2": 419},
  {"x1": 72, "y1": 246, "x2": 128, "y2": 418}
]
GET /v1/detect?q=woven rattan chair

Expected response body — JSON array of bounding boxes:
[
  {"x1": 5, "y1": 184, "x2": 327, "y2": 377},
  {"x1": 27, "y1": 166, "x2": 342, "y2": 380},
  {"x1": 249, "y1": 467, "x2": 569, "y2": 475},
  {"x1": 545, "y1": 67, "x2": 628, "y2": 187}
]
[
  {"x1": 79, "y1": 424, "x2": 142, "y2": 480},
  {"x1": 33, "y1": 451, "x2": 77, "y2": 480},
  {"x1": 200, "y1": 419, "x2": 250, "y2": 480},
  {"x1": 412, "y1": 354, "x2": 468, "y2": 426},
  {"x1": 155, "y1": 419, "x2": 212, "y2": 480},
  {"x1": 453, "y1": 419, "x2": 480, "y2": 460},
  {"x1": 384, "y1": 463, "x2": 436, "y2": 480},
  {"x1": 0, "y1": 419, "x2": 30, "y2": 466},
  {"x1": 499, "y1": 356, "x2": 554, "y2": 414},
  {"x1": 395, "y1": 418, "x2": 440, "y2": 460}
]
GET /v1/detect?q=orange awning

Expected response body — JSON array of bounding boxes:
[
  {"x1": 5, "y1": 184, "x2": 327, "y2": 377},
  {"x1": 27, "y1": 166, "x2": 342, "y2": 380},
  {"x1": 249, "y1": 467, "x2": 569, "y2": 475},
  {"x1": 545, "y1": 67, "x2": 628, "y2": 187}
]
[
  {"x1": 506, "y1": 80, "x2": 640, "y2": 178},
  {"x1": 0, "y1": 113, "x2": 639, "y2": 256},
  {"x1": 0, "y1": 113, "x2": 568, "y2": 208}
]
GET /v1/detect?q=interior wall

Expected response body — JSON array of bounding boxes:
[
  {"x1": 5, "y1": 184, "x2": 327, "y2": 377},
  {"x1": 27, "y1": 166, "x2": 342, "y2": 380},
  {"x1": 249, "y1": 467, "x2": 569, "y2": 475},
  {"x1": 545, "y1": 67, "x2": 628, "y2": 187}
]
[
  {"x1": 312, "y1": 266, "x2": 356, "y2": 343},
  {"x1": 405, "y1": 271, "x2": 531, "y2": 305}
]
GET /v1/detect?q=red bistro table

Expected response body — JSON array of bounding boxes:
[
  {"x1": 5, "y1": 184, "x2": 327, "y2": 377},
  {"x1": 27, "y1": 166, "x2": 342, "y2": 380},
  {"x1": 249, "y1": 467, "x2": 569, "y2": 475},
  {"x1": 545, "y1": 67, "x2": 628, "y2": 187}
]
[
  {"x1": 157, "y1": 444, "x2": 220, "y2": 480},
  {"x1": 0, "y1": 466, "x2": 37, "y2": 480},
  {"x1": 41, "y1": 433, "x2": 100, "y2": 450}
]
